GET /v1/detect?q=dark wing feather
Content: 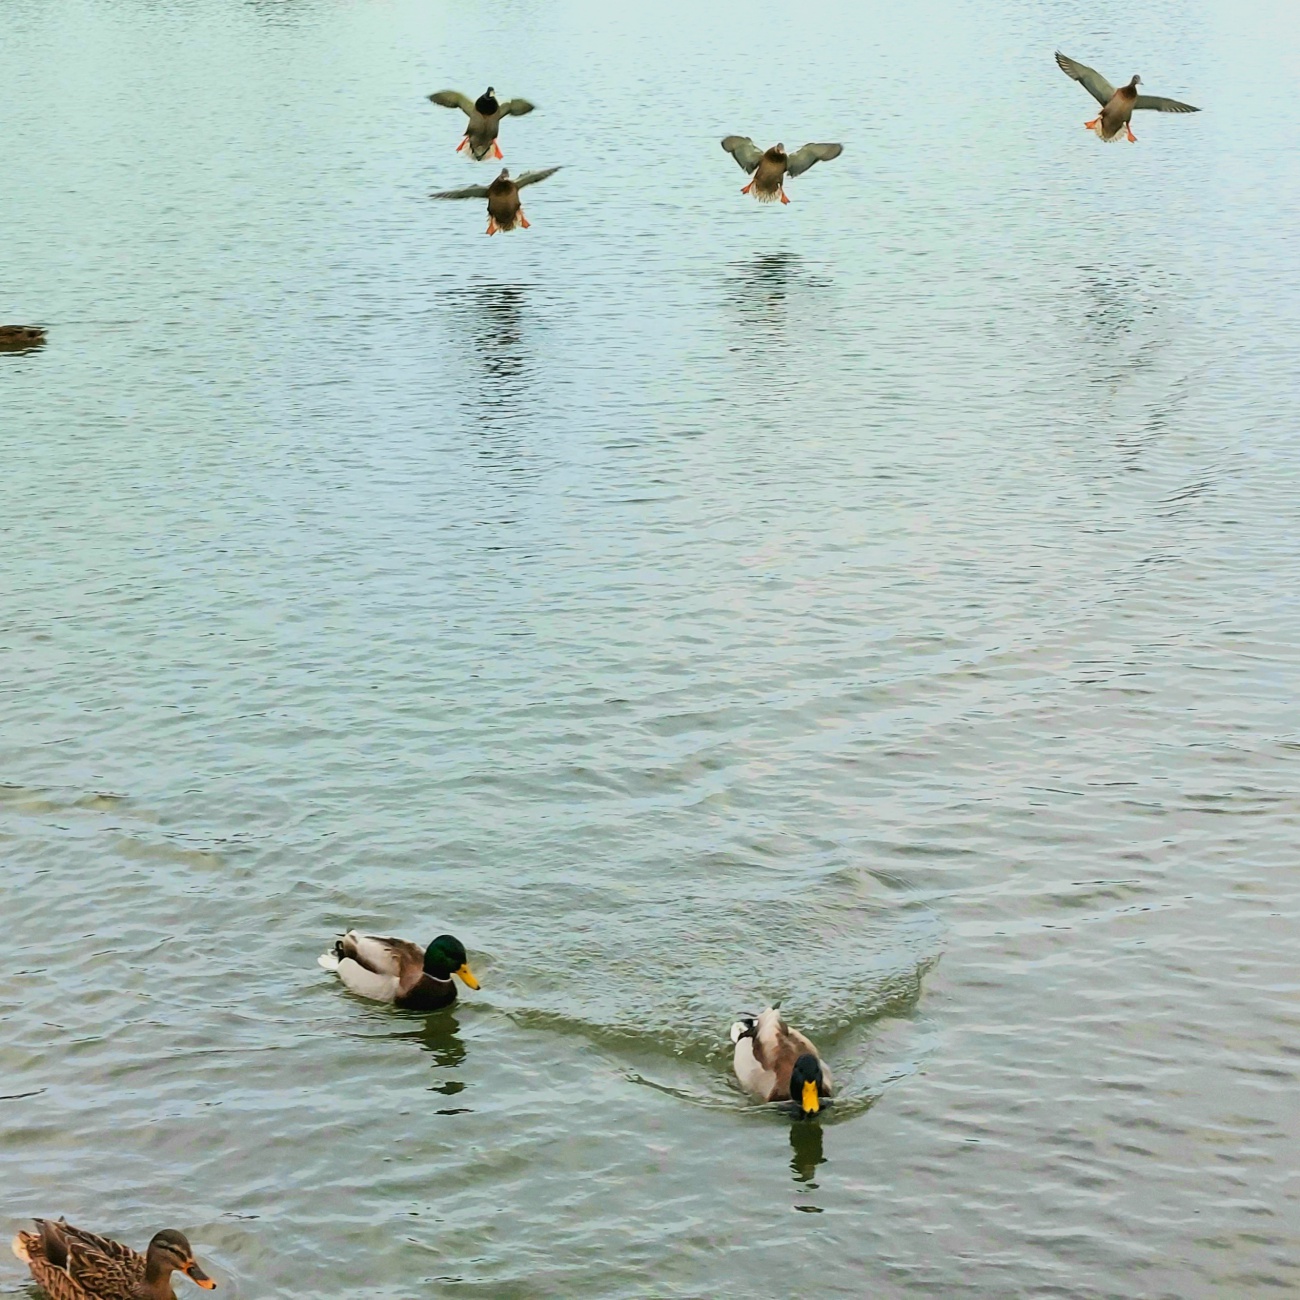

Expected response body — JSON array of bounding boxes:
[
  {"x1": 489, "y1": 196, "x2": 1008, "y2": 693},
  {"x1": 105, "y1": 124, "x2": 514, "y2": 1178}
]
[
  {"x1": 430, "y1": 183, "x2": 493, "y2": 200},
  {"x1": 1133, "y1": 94, "x2": 1199, "y2": 113},
  {"x1": 515, "y1": 166, "x2": 561, "y2": 189},
  {"x1": 1054, "y1": 51, "x2": 1115, "y2": 106},
  {"x1": 784, "y1": 142, "x2": 842, "y2": 177},
  {"x1": 429, "y1": 90, "x2": 474, "y2": 115},
  {"x1": 497, "y1": 98, "x2": 535, "y2": 118},
  {"x1": 721, "y1": 135, "x2": 765, "y2": 173}
]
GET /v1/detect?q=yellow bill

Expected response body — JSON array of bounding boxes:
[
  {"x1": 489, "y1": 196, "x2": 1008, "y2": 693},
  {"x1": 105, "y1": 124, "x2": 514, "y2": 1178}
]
[
  {"x1": 801, "y1": 1080, "x2": 820, "y2": 1115},
  {"x1": 455, "y1": 963, "x2": 480, "y2": 990}
]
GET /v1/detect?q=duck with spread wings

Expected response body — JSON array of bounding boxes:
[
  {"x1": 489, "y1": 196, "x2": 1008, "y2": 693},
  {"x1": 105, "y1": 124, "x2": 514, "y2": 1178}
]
[
  {"x1": 430, "y1": 167, "x2": 561, "y2": 235},
  {"x1": 1054, "y1": 52, "x2": 1199, "y2": 142},
  {"x1": 427, "y1": 87, "x2": 535, "y2": 160},
  {"x1": 721, "y1": 137, "x2": 843, "y2": 204}
]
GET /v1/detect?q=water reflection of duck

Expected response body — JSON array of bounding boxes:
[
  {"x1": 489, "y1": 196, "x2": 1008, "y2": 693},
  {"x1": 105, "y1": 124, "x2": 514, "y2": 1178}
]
[
  {"x1": 731, "y1": 1006, "x2": 833, "y2": 1117},
  {"x1": 789, "y1": 1121, "x2": 826, "y2": 1183},
  {"x1": 318, "y1": 931, "x2": 480, "y2": 1010}
]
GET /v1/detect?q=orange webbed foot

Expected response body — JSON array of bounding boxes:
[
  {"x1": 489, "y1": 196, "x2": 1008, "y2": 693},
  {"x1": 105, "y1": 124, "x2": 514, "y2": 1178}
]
[
  {"x1": 741, "y1": 181, "x2": 754, "y2": 195},
  {"x1": 456, "y1": 137, "x2": 468, "y2": 152},
  {"x1": 492, "y1": 140, "x2": 504, "y2": 160},
  {"x1": 519, "y1": 212, "x2": 531, "y2": 229},
  {"x1": 486, "y1": 220, "x2": 497, "y2": 236},
  {"x1": 1125, "y1": 125, "x2": 1137, "y2": 143},
  {"x1": 779, "y1": 189, "x2": 790, "y2": 205},
  {"x1": 1084, "y1": 118, "x2": 1099, "y2": 130}
]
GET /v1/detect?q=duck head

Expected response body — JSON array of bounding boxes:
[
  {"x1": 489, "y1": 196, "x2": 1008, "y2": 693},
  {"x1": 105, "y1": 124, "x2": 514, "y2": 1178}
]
[
  {"x1": 790, "y1": 1053, "x2": 826, "y2": 1118},
  {"x1": 145, "y1": 1231, "x2": 215, "y2": 1290},
  {"x1": 475, "y1": 87, "x2": 499, "y2": 115},
  {"x1": 424, "y1": 935, "x2": 480, "y2": 989}
]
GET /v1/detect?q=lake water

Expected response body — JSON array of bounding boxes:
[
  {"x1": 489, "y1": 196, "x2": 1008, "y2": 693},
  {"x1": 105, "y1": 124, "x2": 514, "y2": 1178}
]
[{"x1": 3, "y1": 0, "x2": 1300, "y2": 1295}]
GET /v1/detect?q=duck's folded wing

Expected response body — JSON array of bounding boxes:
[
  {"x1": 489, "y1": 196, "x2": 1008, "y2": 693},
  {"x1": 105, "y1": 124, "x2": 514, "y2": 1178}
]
[
  {"x1": 498, "y1": 97, "x2": 535, "y2": 118},
  {"x1": 1134, "y1": 94, "x2": 1199, "y2": 113},
  {"x1": 341, "y1": 932, "x2": 421, "y2": 975},
  {"x1": 52, "y1": 1224, "x2": 136, "y2": 1267},
  {"x1": 1054, "y1": 52, "x2": 1115, "y2": 105},
  {"x1": 785, "y1": 142, "x2": 843, "y2": 177},
  {"x1": 516, "y1": 166, "x2": 561, "y2": 189},
  {"x1": 721, "y1": 135, "x2": 765, "y2": 173},
  {"x1": 430, "y1": 183, "x2": 493, "y2": 200},
  {"x1": 65, "y1": 1237, "x2": 141, "y2": 1293},
  {"x1": 429, "y1": 90, "x2": 474, "y2": 115}
]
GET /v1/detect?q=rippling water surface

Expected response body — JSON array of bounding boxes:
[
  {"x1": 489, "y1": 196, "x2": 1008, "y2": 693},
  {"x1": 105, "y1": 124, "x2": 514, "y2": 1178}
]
[{"x1": 4, "y1": 0, "x2": 1300, "y2": 1294}]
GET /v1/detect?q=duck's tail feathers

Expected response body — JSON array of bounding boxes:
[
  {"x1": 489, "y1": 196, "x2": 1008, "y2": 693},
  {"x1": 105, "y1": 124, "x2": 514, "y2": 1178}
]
[
  {"x1": 12, "y1": 1233, "x2": 32, "y2": 1265},
  {"x1": 317, "y1": 951, "x2": 341, "y2": 972}
]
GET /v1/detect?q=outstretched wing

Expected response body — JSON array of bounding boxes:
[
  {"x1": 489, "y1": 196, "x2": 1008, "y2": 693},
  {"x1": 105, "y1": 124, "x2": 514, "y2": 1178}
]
[
  {"x1": 785, "y1": 142, "x2": 843, "y2": 177},
  {"x1": 431, "y1": 183, "x2": 493, "y2": 200},
  {"x1": 428, "y1": 90, "x2": 474, "y2": 116},
  {"x1": 497, "y1": 98, "x2": 535, "y2": 119},
  {"x1": 1054, "y1": 51, "x2": 1115, "y2": 106},
  {"x1": 515, "y1": 166, "x2": 561, "y2": 189},
  {"x1": 721, "y1": 135, "x2": 765, "y2": 173},
  {"x1": 1134, "y1": 94, "x2": 1199, "y2": 113}
]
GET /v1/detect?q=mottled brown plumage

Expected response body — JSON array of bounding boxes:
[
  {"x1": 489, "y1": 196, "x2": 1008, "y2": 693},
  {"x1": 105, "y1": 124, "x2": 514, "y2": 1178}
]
[
  {"x1": 12, "y1": 1222, "x2": 215, "y2": 1300},
  {"x1": 0, "y1": 324, "x2": 47, "y2": 349},
  {"x1": 430, "y1": 166, "x2": 561, "y2": 235},
  {"x1": 1055, "y1": 52, "x2": 1200, "y2": 142}
]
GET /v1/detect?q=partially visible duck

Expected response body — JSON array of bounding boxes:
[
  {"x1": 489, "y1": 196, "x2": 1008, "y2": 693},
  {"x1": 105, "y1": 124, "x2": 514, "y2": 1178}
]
[
  {"x1": 318, "y1": 930, "x2": 480, "y2": 1010},
  {"x1": 427, "y1": 87, "x2": 536, "y2": 160},
  {"x1": 12, "y1": 1221, "x2": 215, "y2": 1300},
  {"x1": 1055, "y1": 52, "x2": 1199, "y2": 142},
  {"x1": 0, "y1": 324, "x2": 47, "y2": 349},
  {"x1": 730, "y1": 1006, "x2": 833, "y2": 1117},
  {"x1": 430, "y1": 166, "x2": 561, "y2": 235},
  {"x1": 721, "y1": 137, "x2": 843, "y2": 204}
]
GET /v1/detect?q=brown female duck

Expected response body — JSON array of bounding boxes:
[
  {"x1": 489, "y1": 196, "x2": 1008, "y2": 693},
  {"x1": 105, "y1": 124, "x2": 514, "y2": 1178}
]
[
  {"x1": 1055, "y1": 52, "x2": 1199, "y2": 142},
  {"x1": 12, "y1": 1222, "x2": 215, "y2": 1300},
  {"x1": 721, "y1": 138, "x2": 843, "y2": 203},
  {"x1": 427, "y1": 87, "x2": 535, "y2": 161},
  {"x1": 0, "y1": 324, "x2": 47, "y2": 349},
  {"x1": 430, "y1": 166, "x2": 561, "y2": 235}
]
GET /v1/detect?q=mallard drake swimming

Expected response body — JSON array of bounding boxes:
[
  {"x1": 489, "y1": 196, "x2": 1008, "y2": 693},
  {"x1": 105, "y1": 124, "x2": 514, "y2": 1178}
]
[
  {"x1": 430, "y1": 167, "x2": 561, "y2": 235},
  {"x1": 1055, "y1": 52, "x2": 1199, "y2": 142},
  {"x1": 427, "y1": 87, "x2": 535, "y2": 161},
  {"x1": 318, "y1": 930, "x2": 479, "y2": 1010},
  {"x1": 721, "y1": 138, "x2": 843, "y2": 204},
  {"x1": 12, "y1": 1222, "x2": 215, "y2": 1300},
  {"x1": 731, "y1": 1006, "x2": 832, "y2": 1117},
  {"x1": 0, "y1": 324, "x2": 47, "y2": 349}
]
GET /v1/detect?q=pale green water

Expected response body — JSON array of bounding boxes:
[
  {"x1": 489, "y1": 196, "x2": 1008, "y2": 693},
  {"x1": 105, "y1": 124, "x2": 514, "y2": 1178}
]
[{"x1": 3, "y1": 0, "x2": 1300, "y2": 1295}]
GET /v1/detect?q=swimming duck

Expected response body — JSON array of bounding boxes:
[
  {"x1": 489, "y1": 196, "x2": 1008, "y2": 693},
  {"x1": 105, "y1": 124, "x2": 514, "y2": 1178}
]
[
  {"x1": 427, "y1": 87, "x2": 536, "y2": 160},
  {"x1": 730, "y1": 1006, "x2": 833, "y2": 1117},
  {"x1": 12, "y1": 1222, "x2": 215, "y2": 1300},
  {"x1": 318, "y1": 930, "x2": 479, "y2": 1010},
  {"x1": 0, "y1": 324, "x2": 47, "y2": 348},
  {"x1": 430, "y1": 167, "x2": 561, "y2": 235},
  {"x1": 1054, "y1": 52, "x2": 1199, "y2": 142},
  {"x1": 721, "y1": 138, "x2": 843, "y2": 203}
]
